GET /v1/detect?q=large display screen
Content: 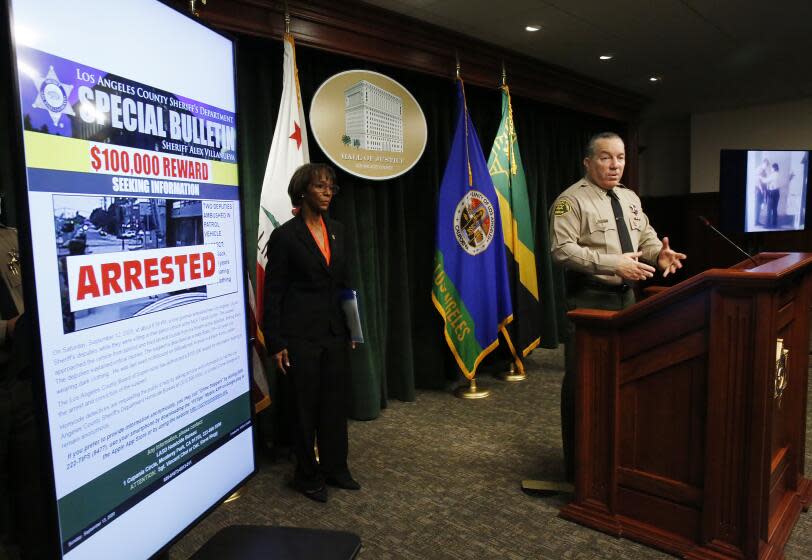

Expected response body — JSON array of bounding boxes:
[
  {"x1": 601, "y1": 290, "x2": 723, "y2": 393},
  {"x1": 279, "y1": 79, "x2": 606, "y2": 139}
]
[
  {"x1": 720, "y1": 149, "x2": 810, "y2": 233},
  {"x1": 8, "y1": 0, "x2": 254, "y2": 557}
]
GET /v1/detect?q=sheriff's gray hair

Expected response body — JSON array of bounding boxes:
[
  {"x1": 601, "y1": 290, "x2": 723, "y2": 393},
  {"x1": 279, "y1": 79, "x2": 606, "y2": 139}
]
[{"x1": 585, "y1": 132, "x2": 623, "y2": 158}]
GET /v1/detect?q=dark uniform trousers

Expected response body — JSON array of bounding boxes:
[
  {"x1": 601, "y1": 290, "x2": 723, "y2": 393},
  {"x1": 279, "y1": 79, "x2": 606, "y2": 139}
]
[
  {"x1": 0, "y1": 381, "x2": 48, "y2": 560},
  {"x1": 283, "y1": 336, "x2": 351, "y2": 491},
  {"x1": 0, "y1": 229, "x2": 51, "y2": 559},
  {"x1": 561, "y1": 283, "x2": 635, "y2": 482},
  {"x1": 0, "y1": 320, "x2": 50, "y2": 559}
]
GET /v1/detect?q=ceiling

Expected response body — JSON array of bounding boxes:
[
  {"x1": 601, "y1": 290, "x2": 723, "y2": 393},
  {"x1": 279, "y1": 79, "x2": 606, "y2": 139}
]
[{"x1": 361, "y1": 0, "x2": 812, "y2": 118}]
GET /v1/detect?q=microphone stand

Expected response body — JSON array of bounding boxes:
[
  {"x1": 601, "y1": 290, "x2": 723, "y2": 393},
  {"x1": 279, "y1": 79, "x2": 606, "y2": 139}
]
[{"x1": 697, "y1": 216, "x2": 760, "y2": 268}]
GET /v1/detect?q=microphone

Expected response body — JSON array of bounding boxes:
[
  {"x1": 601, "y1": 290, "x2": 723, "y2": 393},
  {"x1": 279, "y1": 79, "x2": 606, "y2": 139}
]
[{"x1": 697, "y1": 216, "x2": 759, "y2": 268}]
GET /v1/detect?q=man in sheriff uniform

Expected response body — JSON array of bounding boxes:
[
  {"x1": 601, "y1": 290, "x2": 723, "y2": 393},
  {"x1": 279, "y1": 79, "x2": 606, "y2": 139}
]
[{"x1": 549, "y1": 132, "x2": 686, "y2": 482}]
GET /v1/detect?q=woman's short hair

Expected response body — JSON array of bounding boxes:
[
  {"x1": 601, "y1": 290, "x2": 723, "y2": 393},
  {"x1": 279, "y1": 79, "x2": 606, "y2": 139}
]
[{"x1": 287, "y1": 163, "x2": 337, "y2": 206}]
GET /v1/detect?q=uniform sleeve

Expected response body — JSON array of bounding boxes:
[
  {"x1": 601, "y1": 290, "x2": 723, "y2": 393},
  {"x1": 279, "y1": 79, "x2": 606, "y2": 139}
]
[
  {"x1": 549, "y1": 196, "x2": 622, "y2": 276},
  {"x1": 634, "y1": 198, "x2": 663, "y2": 265},
  {"x1": 0, "y1": 319, "x2": 8, "y2": 348},
  {"x1": 262, "y1": 227, "x2": 289, "y2": 356}
]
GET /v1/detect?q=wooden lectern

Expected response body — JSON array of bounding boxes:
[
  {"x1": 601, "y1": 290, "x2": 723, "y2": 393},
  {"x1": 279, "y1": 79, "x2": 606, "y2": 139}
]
[{"x1": 560, "y1": 253, "x2": 812, "y2": 560}]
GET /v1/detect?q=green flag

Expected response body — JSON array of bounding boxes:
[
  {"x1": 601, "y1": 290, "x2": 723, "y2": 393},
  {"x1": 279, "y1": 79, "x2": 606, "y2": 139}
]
[{"x1": 487, "y1": 85, "x2": 540, "y2": 374}]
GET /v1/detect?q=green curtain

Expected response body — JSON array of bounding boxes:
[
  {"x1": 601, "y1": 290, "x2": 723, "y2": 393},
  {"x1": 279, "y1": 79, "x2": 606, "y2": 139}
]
[{"x1": 235, "y1": 36, "x2": 624, "y2": 420}]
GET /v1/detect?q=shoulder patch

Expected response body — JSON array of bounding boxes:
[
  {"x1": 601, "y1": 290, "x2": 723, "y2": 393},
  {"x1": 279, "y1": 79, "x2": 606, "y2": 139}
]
[{"x1": 553, "y1": 199, "x2": 572, "y2": 216}]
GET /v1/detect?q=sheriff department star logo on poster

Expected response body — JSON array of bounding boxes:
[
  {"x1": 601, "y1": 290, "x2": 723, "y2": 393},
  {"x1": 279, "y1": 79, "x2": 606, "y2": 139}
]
[
  {"x1": 453, "y1": 190, "x2": 496, "y2": 255},
  {"x1": 31, "y1": 65, "x2": 75, "y2": 126}
]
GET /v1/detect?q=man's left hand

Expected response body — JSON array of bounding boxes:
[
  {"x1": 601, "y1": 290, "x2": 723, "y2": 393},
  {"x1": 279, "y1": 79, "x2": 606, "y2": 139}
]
[{"x1": 658, "y1": 237, "x2": 687, "y2": 278}]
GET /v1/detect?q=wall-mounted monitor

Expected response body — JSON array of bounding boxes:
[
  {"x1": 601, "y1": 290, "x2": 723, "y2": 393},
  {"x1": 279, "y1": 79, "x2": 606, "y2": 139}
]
[
  {"x1": 720, "y1": 149, "x2": 809, "y2": 233},
  {"x1": 6, "y1": 0, "x2": 255, "y2": 558}
]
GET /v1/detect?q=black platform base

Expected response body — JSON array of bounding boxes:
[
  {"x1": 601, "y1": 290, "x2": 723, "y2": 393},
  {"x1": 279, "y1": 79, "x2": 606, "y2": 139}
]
[{"x1": 188, "y1": 525, "x2": 361, "y2": 560}]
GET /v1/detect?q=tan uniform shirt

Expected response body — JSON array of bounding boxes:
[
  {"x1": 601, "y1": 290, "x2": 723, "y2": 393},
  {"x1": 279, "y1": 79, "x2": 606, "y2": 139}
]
[{"x1": 549, "y1": 178, "x2": 662, "y2": 286}]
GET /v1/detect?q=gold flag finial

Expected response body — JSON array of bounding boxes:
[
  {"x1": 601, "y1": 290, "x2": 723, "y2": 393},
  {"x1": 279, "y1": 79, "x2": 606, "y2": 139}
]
[
  {"x1": 455, "y1": 50, "x2": 460, "y2": 80},
  {"x1": 188, "y1": 0, "x2": 206, "y2": 17},
  {"x1": 284, "y1": 0, "x2": 290, "y2": 33},
  {"x1": 501, "y1": 61, "x2": 506, "y2": 87}
]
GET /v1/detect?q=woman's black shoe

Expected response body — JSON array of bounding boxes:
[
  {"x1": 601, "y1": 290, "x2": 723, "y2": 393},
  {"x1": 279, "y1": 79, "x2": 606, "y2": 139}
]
[
  {"x1": 293, "y1": 480, "x2": 328, "y2": 503},
  {"x1": 301, "y1": 485, "x2": 328, "y2": 503}
]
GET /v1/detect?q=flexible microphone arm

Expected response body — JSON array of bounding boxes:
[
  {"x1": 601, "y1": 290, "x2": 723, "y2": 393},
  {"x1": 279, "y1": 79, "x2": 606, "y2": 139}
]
[{"x1": 697, "y1": 215, "x2": 760, "y2": 268}]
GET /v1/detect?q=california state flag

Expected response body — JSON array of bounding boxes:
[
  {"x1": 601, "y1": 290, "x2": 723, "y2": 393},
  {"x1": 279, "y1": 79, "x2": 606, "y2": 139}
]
[{"x1": 252, "y1": 33, "x2": 309, "y2": 412}]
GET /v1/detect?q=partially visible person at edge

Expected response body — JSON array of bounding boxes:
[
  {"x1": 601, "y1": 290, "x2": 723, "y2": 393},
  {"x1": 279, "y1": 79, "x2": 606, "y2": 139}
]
[
  {"x1": 548, "y1": 132, "x2": 687, "y2": 482},
  {"x1": 0, "y1": 219, "x2": 51, "y2": 559},
  {"x1": 261, "y1": 163, "x2": 359, "y2": 503}
]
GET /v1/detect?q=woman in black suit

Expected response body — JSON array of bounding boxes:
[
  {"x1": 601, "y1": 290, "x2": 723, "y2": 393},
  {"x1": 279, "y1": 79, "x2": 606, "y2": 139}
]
[{"x1": 262, "y1": 163, "x2": 359, "y2": 503}]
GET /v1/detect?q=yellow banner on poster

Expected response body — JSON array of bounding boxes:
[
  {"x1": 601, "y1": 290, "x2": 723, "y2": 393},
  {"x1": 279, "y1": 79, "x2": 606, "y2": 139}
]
[{"x1": 23, "y1": 131, "x2": 238, "y2": 186}]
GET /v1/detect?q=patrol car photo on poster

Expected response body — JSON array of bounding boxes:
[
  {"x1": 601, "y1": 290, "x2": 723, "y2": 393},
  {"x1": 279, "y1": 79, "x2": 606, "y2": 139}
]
[{"x1": 8, "y1": 1, "x2": 254, "y2": 558}]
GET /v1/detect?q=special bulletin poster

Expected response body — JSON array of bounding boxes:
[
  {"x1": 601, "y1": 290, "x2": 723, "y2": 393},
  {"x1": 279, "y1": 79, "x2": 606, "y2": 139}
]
[{"x1": 10, "y1": 1, "x2": 254, "y2": 557}]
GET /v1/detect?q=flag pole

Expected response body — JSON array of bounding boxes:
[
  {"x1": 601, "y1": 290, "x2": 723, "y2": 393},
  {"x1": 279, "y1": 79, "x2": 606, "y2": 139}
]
[
  {"x1": 252, "y1": 1, "x2": 309, "y2": 424},
  {"x1": 285, "y1": 1, "x2": 315, "y2": 463},
  {"x1": 494, "y1": 67, "x2": 528, "y2": 383},
  {"x1": 501, "y1": 361, "x2": 527, "y2": 382},
  {"x1": 188, "y1": 0, "x2": 206, "y2": 17},
  {"x1": 454, "y1": 375, "x2": 490, "y2": 399},
  {"x1": 452, "y1": 55, "x2": 490, "y2": 400}
]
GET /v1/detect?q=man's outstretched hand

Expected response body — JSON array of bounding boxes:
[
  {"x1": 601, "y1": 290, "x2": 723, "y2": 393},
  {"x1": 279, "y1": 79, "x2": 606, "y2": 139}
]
[{"x1": 657, "y1": 237, "x2": 687, "y2": 278}]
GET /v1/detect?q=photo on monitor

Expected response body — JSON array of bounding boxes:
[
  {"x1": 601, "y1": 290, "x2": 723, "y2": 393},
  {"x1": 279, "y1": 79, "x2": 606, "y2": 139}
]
[
  {"x1": 745, "y1": 150, "x2": 808, "y2": 232},
  {"x1": 719, "y1": 149, "x2": 810, "y2": 233}
]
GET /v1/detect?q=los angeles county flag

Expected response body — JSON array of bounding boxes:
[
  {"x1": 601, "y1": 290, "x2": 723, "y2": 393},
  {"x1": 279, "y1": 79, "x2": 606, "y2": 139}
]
[
  {"x1": 432, "y1": 80, "x2": 513, "y2": 379},
  {"x1": 251, "y1": 33, "x2": 309, "y2": 412}
]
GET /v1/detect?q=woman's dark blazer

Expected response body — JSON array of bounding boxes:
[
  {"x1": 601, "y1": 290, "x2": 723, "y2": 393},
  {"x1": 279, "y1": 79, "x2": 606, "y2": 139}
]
[{"x1": 262, "y1": 214, "x2": 350, "y2": 356}]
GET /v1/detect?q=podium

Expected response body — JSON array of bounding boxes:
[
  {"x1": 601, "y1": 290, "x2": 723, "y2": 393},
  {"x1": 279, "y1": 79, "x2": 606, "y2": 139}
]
[{"x1": 560, "y1": 253, "x2": 812, "y2": 560}]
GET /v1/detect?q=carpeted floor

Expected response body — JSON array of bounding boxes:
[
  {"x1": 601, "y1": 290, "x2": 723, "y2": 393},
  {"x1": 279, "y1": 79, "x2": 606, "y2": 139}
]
[{"x1": 169, "y1": 346, "x2": 812, "y2": 559}]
